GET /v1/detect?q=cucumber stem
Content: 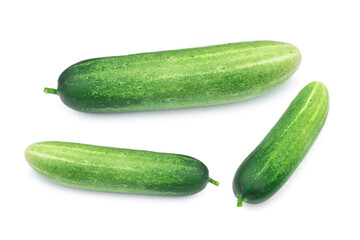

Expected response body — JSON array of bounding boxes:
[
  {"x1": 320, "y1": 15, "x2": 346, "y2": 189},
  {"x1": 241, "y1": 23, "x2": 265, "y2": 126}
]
[
  {"x1": 209, "y1": 178, "x2": 219, "y2": 186},
  {"x1": 44, "y1": 88, "x2": 58, "y2": 95},
  {"x1": 237, "y1": 196, "x2": 244, "y2": 207}
]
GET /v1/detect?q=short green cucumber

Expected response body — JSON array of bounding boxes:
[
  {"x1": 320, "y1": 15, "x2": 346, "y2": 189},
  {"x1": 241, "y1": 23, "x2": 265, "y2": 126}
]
[
  {"x1": 25, "y1": 141, "x2": 218, "y2": 195},
  {"x1": 233, "y1": 81, "x2": 329, "y2": 206},
  {"x1": 45, "y1": 41, "x2": 301, "y2": 112}
]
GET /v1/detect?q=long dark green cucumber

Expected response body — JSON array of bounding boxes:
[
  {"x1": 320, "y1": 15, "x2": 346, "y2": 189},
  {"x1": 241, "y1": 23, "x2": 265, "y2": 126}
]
[
  {"x1": 233, "y1": 81, "x2": 329, "y2": 206},
  {"x1": 25, "y1": 141, "x2": 218, "y2": 196},
  {"x1": 44, "y1": 41, "x2": 301, "y2": 112}
]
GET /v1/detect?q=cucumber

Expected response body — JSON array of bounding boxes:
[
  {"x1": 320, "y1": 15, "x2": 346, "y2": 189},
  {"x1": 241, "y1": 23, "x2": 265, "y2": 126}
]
[
  {"x1": 233, "y1": 81, "x2": 329, "y2": 206},
  {"x1": 44, "y1": 41, "x2": 301, "y2": 112},
  {"x1": 25, "y1": 141, "x2": 218, "y2": 195}
]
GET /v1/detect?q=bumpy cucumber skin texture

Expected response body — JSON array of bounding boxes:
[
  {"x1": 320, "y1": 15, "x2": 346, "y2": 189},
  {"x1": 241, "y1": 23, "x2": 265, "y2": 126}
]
[
  {"x1": 233, "y1": 81, "x2": 329, "y2": 205},
  {"x1": 25, "y1": 142, "x2": 211, "y2": 196},
  {"x1": 56, "y1": 41, "x2": 301, "y2": 112}
]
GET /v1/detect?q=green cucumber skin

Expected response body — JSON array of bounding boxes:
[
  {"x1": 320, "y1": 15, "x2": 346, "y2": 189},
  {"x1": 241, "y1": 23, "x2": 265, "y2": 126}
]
[
  {"x1": 53, "y1": 41, "x2": 301, "y2": 112},
  {"x1": 233, "y1": 81, "x2": 329, "y2": 205},
  {"x1": 25, "y1": 141, "x2": 213, "y2": 196}
]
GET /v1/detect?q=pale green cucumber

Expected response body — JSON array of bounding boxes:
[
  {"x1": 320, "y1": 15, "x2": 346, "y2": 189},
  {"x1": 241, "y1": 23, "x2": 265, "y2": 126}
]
[{"x1": 25, "y1": 141, "x2": 219, "y2": 196}]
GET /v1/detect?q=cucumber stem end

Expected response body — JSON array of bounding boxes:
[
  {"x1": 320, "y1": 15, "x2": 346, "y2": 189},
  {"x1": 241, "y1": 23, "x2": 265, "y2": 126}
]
[
  {"x1": 237, "y1": 196, "x2": 244, "y2": 207},
  {"x1": 44, "y1": 88, "x2": 58, "y2": 95},
  {"x1": 209, "y1": 178, "x2": 219, "y2": 186}
]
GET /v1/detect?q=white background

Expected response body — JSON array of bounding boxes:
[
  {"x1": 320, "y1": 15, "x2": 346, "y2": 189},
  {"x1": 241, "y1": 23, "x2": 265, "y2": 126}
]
[{"x1": 1, "y1": 0, "x2": 359, "y2": 239}]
